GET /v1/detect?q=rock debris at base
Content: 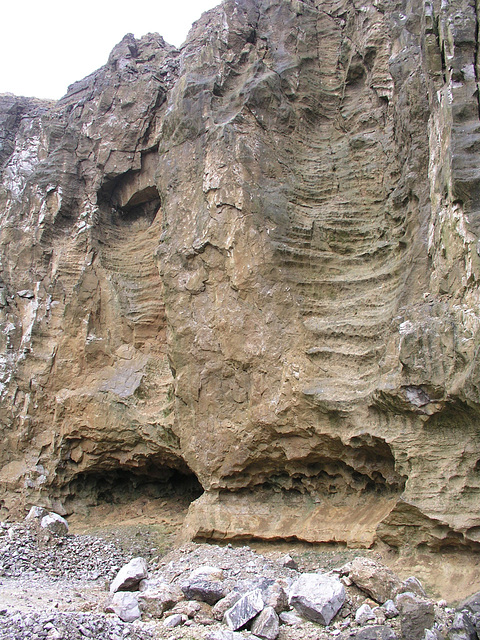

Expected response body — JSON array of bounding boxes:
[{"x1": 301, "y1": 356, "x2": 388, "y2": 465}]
[
  {"x1": 0, "y1": 519, "x2": 479, "y2": 640},
  {"x1": 0, "y1": 521, "x2": 128, "y2": 581}
]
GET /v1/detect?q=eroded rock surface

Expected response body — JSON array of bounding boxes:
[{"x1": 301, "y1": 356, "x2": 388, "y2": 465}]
[{"x1": 1, "y1": 0, "x2": 480, "y2": 551}]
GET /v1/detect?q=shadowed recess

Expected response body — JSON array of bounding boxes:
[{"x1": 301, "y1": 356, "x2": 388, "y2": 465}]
[{"x1": 62, "y1": 465, "x2": 203, "y2": 513}]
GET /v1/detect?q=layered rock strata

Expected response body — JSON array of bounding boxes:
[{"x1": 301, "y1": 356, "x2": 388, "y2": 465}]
[{"x1": 1, "y1": 0, "x2": 480, "y2": 550}]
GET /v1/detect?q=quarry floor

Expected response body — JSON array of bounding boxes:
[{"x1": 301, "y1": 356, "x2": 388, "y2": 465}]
[
  {"x1": 1, "y1": 490, "x2": 479, "y2": 638},
  {"x1": 67, "y1": 494, "x2": 480, "y2": 604}
]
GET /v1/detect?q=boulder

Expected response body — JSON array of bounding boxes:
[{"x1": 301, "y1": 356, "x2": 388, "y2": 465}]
[
  {"x1": 25, "y1": 506, "x2": 48, "y2": 522},
  {"x1": 212, "y1": 592, "x2": 242, "y2": 621},
  {"x1": 279, "y1": 611, "x2": 304, "y2": 626},
  {"x1": 280, "y1": 554, "x2": 298, "y2": 570},
  {"x1": 354, "y1": 625, "x2": 397, "y2": 640},
  {"x1": 110, "y1": 557, "x2": 148, "y2": 594},
  {"x1": 138, "y1": 581, "x2": 184, "y2": 617},
  {"x1": 395, "y1": 592, "x2": 435, "y2": 640},
  {"x1": 349, "y1": 558, "x2": 402, "y2": 604},
  {"x1": 171, "y1": 599, "x2": 214, "y2": 625},
  {"x1": 172, "y1": 600, "x2": 202, "y2": 617},
  {"x1": 40, "y1": 513, "x2": 69, "y2": 536},
  {"x1": 251, "y1": 606, "x2": 280, "y2": 640},
  {"x1": 288, "y1": 573, "x2": 346, "y2": 625},
  {"x1": 446, "y1": 612, "x2": 478, "y2": 640},
  {"x1": 163, "y1": 613, "x2": 187, "y2": 628},
  {"x1": 373, "y1": 607, "x2": 386, "y2": 625},
  {"x1": 263, "y1": 581, "x2": 288, "y2": 614},
  {"x1": 224, "y1": 589, "x2": 265, "y2": 631},
  {"x1": 105, "y1": 592, "x2": 141, "y2": 623},
  {"x1": 191, "y1": 566, "x2": 224, "y2": 580},
  {"x1": 381, "y1": 600, "x2": 399, "y2": 619},
  {"x1": 400, "y1": 576, "x2": 427, "y2": 598},
  {"x1": 16, "y1": 289, "x2": 34, "y2": 299},
  {"x1": 458, "y1": 592, "x2": 480, "y2": 616},
  {"x1": 356, "y1": 603, "x2": 376, "y2": 625},
  {"x1": 181, "y1": 565, "x2": 226, "y2": 605}
]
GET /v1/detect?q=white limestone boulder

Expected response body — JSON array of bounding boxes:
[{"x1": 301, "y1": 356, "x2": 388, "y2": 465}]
[{"x1": 288, "y1": 573, "x2": 345, "y2": 625}]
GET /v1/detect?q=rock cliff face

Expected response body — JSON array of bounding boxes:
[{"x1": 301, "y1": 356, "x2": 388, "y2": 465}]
[{"x1": 1, "y1": 0, "x2": 480, "y2": 550}]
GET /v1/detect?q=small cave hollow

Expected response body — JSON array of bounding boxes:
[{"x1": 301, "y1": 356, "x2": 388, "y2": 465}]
[
  {"x1": 62, "y1": 464, "x2": 203, "y2": 515},
  {"x1": 113, "y1": 185, "x2": 161, "y2": 227},
  {"x1": 226, "y1": 435, "x2": 406, "y2": 499},
  {"x1": 97, "y1": 182, "x2": 161, "y2": 229},
  {"x1": 97, "y1": 154, "x2": 161, "y2": 230}
]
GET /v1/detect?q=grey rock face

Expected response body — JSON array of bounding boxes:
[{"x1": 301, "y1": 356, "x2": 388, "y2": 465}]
[
  {"x1": 288, "y1": 573, "x2": 346, "y2": 625},
  {"x1": 223, "y1": 589, "x2": 264, "y2": 631},
  {"x1": 110, "y1": 557, "x2": 148, "y2": 594},
  {"x1": 395, "y1": 592, "x2": 435, "y2": 640}
]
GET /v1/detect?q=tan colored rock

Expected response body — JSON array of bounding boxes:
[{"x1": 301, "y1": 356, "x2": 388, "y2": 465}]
[
  {"x1": 139, "y1": 582, "x2": 184, "y2": 618},
  {"x1": 0, "y1": 0, "x2": 480, "y2": 552},
  {"x1": 212, "y1": 592, "x2": 242, "y2": 622},
  {"x1": 348, "y1": 558, "x2": 403, "y2": 604}
]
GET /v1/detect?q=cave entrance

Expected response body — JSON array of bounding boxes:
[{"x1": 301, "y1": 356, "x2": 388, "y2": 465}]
[
  {"x1": 97, "y1": 181, "x2": 161, "y2": 230},
  {"x1": 65, "y1": 467, "x2": 203, "y2": 508},
  {"x1": 97, "y1": 149, "x2": 162, "y2": 231},
  {"x1": 63, "y1": 464, "x2": 204, "y2": 545}
]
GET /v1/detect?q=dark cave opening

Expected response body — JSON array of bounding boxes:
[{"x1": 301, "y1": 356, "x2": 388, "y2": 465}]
[
  {"x1": 97, "y1": 172, "x2": 161, "y2": 229},
  {"x1": 63, "y1": 465, "x2": 203, "y2": 512},
  {"x1": 223, "y1": 435, "x2": 406, "y2": 500},
  {"x1": 114, "y1": 186, "x2": 160, "y2": 227}
]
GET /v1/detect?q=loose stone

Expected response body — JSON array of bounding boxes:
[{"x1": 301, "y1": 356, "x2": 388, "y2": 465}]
[
  {"x1": 288, "y1": 573, "x2": 346, "y2": 625},
  {"x1": 224, "y1": 589, "x2": 265, "y2": 631}
]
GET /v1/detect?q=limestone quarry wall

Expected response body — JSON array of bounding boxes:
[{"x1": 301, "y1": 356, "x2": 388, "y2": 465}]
[{"x1": 1, "y1": 0, "x2": 480, "y2": 550}]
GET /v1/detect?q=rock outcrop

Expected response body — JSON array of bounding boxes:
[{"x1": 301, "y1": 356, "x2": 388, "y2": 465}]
[{"x1": 1, "y1": 0, "x2": 480, "y2": 551}]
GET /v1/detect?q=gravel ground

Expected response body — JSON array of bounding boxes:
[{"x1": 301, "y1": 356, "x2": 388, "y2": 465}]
[
  {"x1": 0, "y1": 521, "x2": 129, "y2": 582},
  {"x1": 0, "y1": 519, "x2": 469, "y2": 640},
  {"x1": 0, "y1": 521, "x2": 156, "y2": 639}
]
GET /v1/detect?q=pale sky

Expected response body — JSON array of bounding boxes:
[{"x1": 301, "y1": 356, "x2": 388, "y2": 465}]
[{"x1": 0, "y1": 0, "x2": 220, "y2": 100}]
